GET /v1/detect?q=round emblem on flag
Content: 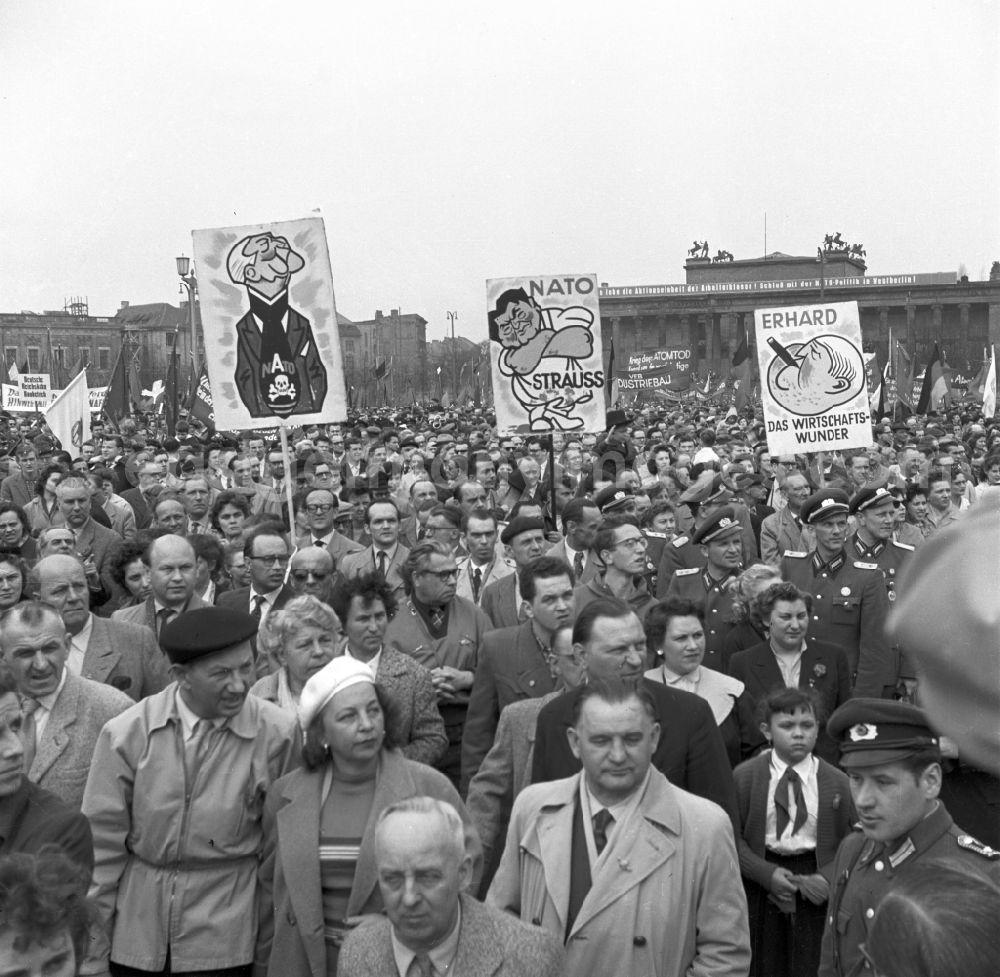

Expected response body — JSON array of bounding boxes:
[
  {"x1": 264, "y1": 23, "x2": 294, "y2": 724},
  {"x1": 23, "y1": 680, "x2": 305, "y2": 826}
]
[{"x1": 71, "y1": 419, "x2": 83, "y2": 448}]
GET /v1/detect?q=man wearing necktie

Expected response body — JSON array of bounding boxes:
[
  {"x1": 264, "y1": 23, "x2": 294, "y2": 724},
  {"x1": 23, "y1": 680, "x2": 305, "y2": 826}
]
[
  {"x1": 338, "y1": 796, "x2": 564, "y2": 977},
  {"x1": 296, "y1": 488, "x2": 363, "y2": 568},
  {"x1": 337, "y1": 500, "x2": 410, "y2": 605},
  {"x1": 489, "y1": 678, "x2": 750, "y2": 977}
]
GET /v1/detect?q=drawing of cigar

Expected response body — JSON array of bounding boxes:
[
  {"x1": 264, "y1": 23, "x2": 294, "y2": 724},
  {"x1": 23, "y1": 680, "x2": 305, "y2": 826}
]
[{"x1": 767, "y1": 336, "x2": 799, "y2": 368}]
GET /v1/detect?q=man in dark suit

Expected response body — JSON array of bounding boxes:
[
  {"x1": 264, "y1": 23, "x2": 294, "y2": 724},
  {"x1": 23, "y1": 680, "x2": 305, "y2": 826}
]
[
  {"x1": 112, "y1": 535, "x2": 212, "y2": 641},
  {"x1": 728, "y1": 580, "x2": 852, "y2": 764},
  {"x1": 55, "y1": 475, "x2": 124, "y2": 602},
  {"x1": 227, "y1": 231, "x2": 327, "y2": 420},
  {"x1": 461, "y1": 556, "x2": 574, "y2": 792},
  {"x1": 531, "y1": 598, "x2": 738, "y2": 828},
  {"x1": 36, "y1": 554, "x2": 170, "y2": 700},
  {"x1": 547, "y1": 497, "x2": 601, "y2": 584},
  {"x1": 217, "y1": 526, "x2": 295, "y2": 628},
  {"x1": 479, "y1": 516, "x2": 547, "y2": 630},
  {"x1": 121, "y1": 459, "x2": 165, "y2": 530},
  {"x1": 0, "y1": 444, "x2": 37, "y2": 508},
  {"x1": 0, "y1": 660, "x2": 93, "y2": 871}
]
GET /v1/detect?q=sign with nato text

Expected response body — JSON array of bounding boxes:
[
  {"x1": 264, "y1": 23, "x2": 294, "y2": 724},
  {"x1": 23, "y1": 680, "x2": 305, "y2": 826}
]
[{"x1": 487, "y1": 273, "x2": 605, "y2": 434}]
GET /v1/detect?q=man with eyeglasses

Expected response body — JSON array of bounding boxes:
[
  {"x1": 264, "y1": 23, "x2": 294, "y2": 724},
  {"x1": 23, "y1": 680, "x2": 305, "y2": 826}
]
[
  {"x1": 336, "y1": 500, "x2": 409, "y2": 604},
  {"x1": 287, "y1": 545, "x2": 335, "y2": 605},
  {"x1": 218, "y1": 528, "x2": 295, "y2": 631},
  {"x1": 461, "y1": 555, "x2": 574, "y2": 794},
  {"x1": 384, "y1": 539, "x2": 492, "y2": 789},
  {"x1": 422, "y1": 504, "x2": 463, "y2": 557},
  {"x1": 295, "y1": 487, "x2": 362, "y2": 568},
  {"x1": 665, "y1": 508, "x2": 744, "y2": 673},
  {"x1": 574, "y1": 517, "x2": 657, "y2": 623},
  {"x1": 759, "y1": 471, "x2": 815, "y2": 567},
  {"x1": 122, "y1": 460, "x2": 165, "y2": 531}
]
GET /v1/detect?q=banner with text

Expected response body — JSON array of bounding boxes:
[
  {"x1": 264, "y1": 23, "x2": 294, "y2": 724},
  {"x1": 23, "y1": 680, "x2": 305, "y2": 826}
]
[
  {"x1": 754, "y1": 301, "x2": 873, "y2": 454},
  {"x1": 487, "y1": 273, "x2": 605, "y2": 434},
  {"x1": 616, "y1": 348, "x2": 692, "y2": 394}
]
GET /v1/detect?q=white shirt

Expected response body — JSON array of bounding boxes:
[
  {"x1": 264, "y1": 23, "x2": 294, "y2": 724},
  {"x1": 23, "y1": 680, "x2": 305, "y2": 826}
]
[
  {"x1": 765, "y1": 751, "x2": 819, "y2": 854},
  {"x1": 66, "y1": 614, "x2": 95, "y2": 676},
  {"x1": 771, "y1": 642, "x2": 806, "y2": 688},
  {"x1": 345, "y1": 644, "x2": 382, "y2": 678},
  {"x1": 31, "y1": 669, "x2": 68, "y2": 743},
  {"x1": 578, "y1": 767, "x2": 651, "y2": 869},
  {"x1": 249, "y1": 587, "x2": 283, "y2": 626}
]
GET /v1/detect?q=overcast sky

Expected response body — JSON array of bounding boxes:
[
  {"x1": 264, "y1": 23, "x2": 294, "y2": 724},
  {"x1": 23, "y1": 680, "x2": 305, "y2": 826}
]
[{"x1": 2, "y1": 1, "x2": 997, "y2": 340}]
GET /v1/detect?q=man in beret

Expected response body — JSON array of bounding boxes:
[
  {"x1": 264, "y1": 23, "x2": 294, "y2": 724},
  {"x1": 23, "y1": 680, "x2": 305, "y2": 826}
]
[
  {"x1": 82, "y1": 606, "x2": 300, "y2": 976},
  {"x1": 665, "y1": 507, "x2": 743, "y2": 672},
  {"x1": 479, "y1": 516, "x2": 547, "y2": 630},
  {"x1": 818, "y1": 699, "x2": 1000, "y2": 977},
  {"x1": 781, "y1": 490, "x2": 895, "y2": 698}
]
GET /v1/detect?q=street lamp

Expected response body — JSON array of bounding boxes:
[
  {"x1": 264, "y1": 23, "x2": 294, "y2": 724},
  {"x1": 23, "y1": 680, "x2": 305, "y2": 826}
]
[
  {"x1": 175, "y1": 255, "x2": 200, "y2": 381},
  {"x1": 446, "y1": 311, "x2": 458, "y2": 400}
]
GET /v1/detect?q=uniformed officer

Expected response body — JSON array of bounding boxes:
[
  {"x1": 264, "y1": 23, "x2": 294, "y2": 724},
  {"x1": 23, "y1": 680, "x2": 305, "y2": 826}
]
[
  {"x1": 818, "y1": 699, "x2": 1000, "y2": 977},
  {"x1": 781, "y1": 490, "x2": 894, "y2": 699},
  {"x1": 656, "y1": 476, "x2": 755, "y2": 596},
  {"x1": 848, "y1": 486, "x2": 917, "y2": 697},
  {"x1": 666, "y1": 506, "x2": 742, "y2": 672}
]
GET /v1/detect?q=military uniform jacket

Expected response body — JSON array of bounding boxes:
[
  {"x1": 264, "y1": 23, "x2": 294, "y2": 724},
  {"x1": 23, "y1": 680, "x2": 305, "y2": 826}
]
[
  {"x1": 818, "y1": 802, "x2": 1000, "y2": 977},
  {"x1": 780, "y1": 550, "x2": 894, "y2": 698},
  {"x1": 665, "y1": 567, "x2": 740, "y2": 673},
  {"x1": 846, "y1": 533, "x2": 913, "y2": 605},
  {"x1": 655, "y1": 533, "x2": 704, "y2": 598}
]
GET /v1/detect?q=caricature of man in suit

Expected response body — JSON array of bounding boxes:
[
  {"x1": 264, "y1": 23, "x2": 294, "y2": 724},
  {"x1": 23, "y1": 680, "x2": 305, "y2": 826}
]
[{"x1": 227, "y1": 231, "x2": 328, "y2": 419}]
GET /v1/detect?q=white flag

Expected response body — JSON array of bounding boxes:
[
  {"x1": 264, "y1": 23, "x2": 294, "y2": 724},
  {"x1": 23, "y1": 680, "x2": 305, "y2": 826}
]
[
  {"x1": 45, "y1": 369, "x2": 90, "y2": 454},
  {"x1": 984, "y1": 346, "x2": 997, "y2": 419},
  {"x1": 7, "y1": 361, "x2": 19, "y2": 385}
]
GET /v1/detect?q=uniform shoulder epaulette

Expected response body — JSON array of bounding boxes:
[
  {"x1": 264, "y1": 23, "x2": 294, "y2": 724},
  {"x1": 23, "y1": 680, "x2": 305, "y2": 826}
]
[
  {"x1": 853, "y1": 561, "x2": 879, "y2": 570},
  {"x1": 674, "y1": 567, "x2": 699, "y2": 577},
  {"x1": 891, "y1": 540, "x2": 915, "y2": 552},
  {"x1": 783, "y1": 550, "x2": 808, "y2": 558},
  {"x1": 957, "y1": 834, "x2": 1000, "y2": 859},
  {"x1": 671, "y1": 535, "x2": 689, "y2": 548},
  {"x1": 645, "y1": 531, "x2": 666, "y2": 539}
]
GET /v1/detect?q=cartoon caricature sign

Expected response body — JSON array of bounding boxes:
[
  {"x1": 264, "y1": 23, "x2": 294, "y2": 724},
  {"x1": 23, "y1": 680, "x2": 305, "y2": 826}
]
[
  {"x1": 755, "y1": 300, "x2": 873, "y2": 455},
  {"x1": 192, "y1": 216, "x2": 347, "y2": 430},
  {"x1": 487, "y1": 274, "x2": 605, "y2": 434}
]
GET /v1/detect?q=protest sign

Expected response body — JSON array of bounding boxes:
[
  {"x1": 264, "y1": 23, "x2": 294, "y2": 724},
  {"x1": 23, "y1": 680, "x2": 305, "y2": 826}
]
[
  {"x1": 754, "y1": 301, "x2": 872, "y2": 455},
  {"x1": 487, "y1": 273, "x2": 605, "y2": 434},
  {"x1": 2, "y1": 384, "x2": 55, "y2": 412},
  {"x1": 19, "y1": 374, "x2": 51, "y2": 406},
  {"x1": 191, "y1": 215, "x2": 348, "y2": 431},
  {"x1": 88, "y1": 387, "x2": 107, "y2": 412},
  {"x1": 616, "y1": 348, "x2": 692, "y2": 395}
]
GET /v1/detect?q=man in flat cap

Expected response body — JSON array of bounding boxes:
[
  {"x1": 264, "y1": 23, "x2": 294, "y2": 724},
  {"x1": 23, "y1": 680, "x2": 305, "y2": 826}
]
[
  {"x1": 665, "y1": 506, "x2": 743, "y2": 673},
  {"x1": 82, "y1": 606, "x2": 300, "y2": 976},
  {"x1": 781, "y1": 490, "x2": 894, "y2": 699},
  {"x1": 818, "y1": 699, "x2": 1000, "y2": 977}
]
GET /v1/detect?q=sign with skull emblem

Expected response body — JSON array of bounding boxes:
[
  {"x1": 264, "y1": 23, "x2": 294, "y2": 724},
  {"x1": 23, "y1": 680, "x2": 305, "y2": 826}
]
[
  {"x1": 754, "y1": 300, "x2": 873, "y2": 456},
  {"x1": 192, "y1": 215, "x2": 347, "y2": 430}
]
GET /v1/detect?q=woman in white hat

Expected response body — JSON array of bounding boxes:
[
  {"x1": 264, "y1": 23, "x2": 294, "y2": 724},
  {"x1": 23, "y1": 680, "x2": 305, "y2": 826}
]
[{"x1": 255, "y1": 655, "x2": 480, "y2": 977}]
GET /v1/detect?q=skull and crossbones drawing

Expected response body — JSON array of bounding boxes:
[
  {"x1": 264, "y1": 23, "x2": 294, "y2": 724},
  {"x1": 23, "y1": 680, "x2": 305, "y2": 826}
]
[{"x1": 268, "y1": 374, "x2": 295, "y2": 402}]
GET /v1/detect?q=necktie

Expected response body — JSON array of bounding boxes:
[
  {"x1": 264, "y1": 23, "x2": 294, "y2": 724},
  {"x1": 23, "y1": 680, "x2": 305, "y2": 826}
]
[
  {"x1": 185, "y1": 719, "x2": 213, "y2": 773},
  {"x1": 775, "y1": 767, "x2": 807, "y2": 839},
  {"x1": 573, "y1": 550, "x2": 585, "y2": 580},
  {"x1": 251, "y1": 595, "x2": 267, "y2": 626},
  {"x1": 472, "y1": 567, "x2": 483, "y2": 602},
  {"x1": 430, "y1": 606, "x2": 445, "y2": 630},
  {"x1": 376, "y1": 551, "x2": 388, "y2": 580},
  {"x1": 20, "y1": 698, "x2": 38, "y2": 774},
  {"x1": 593, "y1": 808, "x2": 614, "y2": 855},
  {"x1": 406, "y1": 954, "x2": 433, "y2": 977},
  {"x1": 313, "y1": 538, "x2": 325, "y2": 548},
  {"x1": 156, "y1": 607, "x2": 175, "y2": 638},
  {"x1": 190, "y1": 521, "x2": 203, "y2": 534}
]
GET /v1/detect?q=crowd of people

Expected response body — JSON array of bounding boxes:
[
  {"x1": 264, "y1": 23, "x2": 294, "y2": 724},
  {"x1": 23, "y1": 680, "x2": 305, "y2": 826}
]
[{"x1": 0, "y1": 398, "x2": 998, "y2": 977}]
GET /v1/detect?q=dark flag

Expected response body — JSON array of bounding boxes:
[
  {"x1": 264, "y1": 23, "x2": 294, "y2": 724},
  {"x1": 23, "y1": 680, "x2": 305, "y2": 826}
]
[
  {"x1": 374, "y1": 359, "x2": 387, "y2": 380},
  {"x1": 188, "y1": 367, "x2": 215, "y2": 431},
  {"x1": 916, "y1": 343, "x2": 950, "y2": 414},
  {"x1": 101, "y1": 348, "x2": 129, "y2": 429},
  {"x1": 606, "y1": 339, "x2": 617, "y2": 405},
  {"x1": 164, "y1": 331, "x2": 179, "y2": 435},
  {"x1": 731, "y1": 329, "x2": 751, "y2": 410}
]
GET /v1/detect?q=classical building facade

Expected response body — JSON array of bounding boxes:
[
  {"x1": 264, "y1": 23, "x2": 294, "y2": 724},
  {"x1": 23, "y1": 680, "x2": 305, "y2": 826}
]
[{"x1": 598, "y1": 252, "x2": 1000, "y2": 379}]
